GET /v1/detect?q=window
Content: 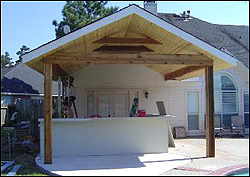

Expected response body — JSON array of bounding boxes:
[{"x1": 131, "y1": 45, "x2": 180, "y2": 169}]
[
  {"x1": 86, "y1": 90, "x2": 136, "y2": 118},
  {"x1": 204, "y1": 74, "x2": 238, "y2": 128},
  {"x1": 244, "y1": 93, "x2": 249, "y2": 128},
  {"x1": 187, "y1": 91, "x2": 199, "y2": 131}
]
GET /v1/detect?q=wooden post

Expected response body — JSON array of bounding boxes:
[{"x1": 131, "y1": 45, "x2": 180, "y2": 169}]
[
  {"x1": 44, "y1": 62, "x2": 52, "y2": 164},
  {"x1": 58, "y1": 76, "x2": 61, "y2": 118},
  {"x1": 205, "y1": 65, "x2": 215, "y2": 157},
  {"x1": 62, "y1": 77, "x2": 65, "y2": 118}
]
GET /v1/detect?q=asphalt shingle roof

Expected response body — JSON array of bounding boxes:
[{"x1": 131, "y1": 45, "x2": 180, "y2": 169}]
[
  {"x1": 1, "y1": 63, "x2": 58, "y2": 95},
  {"x1": 157, "y1": 13, "x2": 249, "y2": 68}
]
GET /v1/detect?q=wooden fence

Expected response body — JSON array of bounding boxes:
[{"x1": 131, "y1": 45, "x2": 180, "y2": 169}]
[
  {"x1": 15, "y1": 99, "x2": 44, "y2": 140},
  {"x1": 3, "y1": 97, "x2": 59, "y2": 140},
  {"x1": 15, "y1": 99, "x2": 44, "y2": 121}
]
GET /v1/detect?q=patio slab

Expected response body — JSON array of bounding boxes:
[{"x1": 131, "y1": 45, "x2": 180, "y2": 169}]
[
  {"x1": 35, "y1": 153, "x2": 192, "y2": 176},
  {"x1": 162, "y1": 135, "x2": 249, "y2": 176}
]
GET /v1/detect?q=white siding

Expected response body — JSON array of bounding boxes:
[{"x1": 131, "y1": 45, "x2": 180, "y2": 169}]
[{"x1": 72, "y1": 64, "x2": 249, "y2": 134}]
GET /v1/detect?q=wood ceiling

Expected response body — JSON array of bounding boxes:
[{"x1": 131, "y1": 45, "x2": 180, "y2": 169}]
[{"x1": 25, "y1": 14, "x2": 232, "y2": 81}]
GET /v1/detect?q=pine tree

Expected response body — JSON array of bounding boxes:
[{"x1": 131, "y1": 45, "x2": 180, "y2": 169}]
[
  {"x1": 1, "y1": 52, "x2": 14, "y2": 68},
  {"x1": 16, "y1": 45, "x2": 30, "y2": 64},
  {"x1": 52, "y1": 1, "x2": 119, "y2": 38}
]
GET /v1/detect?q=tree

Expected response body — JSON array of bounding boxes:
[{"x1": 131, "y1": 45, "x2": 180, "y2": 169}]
[
  {"x1": 15, "y1": 45, "x2": 30, "y2": 64},
  {"x1": 1, "y1": 52, "x2": 14, "y2": 68},
  {"x1": 52, "y1": 1, "x2": 119, "y2": 38}
]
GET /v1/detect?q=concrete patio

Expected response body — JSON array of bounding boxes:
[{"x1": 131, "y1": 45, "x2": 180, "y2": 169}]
[
  {"x1": 162, "y1": 135, "x2": 249, "y2": 176},
  {"x1": 35, "y1": 135, "x2": 249, "y2": 176},
  {"x1": 35, "y1": 153, "x2": 192, "y2": 176}
]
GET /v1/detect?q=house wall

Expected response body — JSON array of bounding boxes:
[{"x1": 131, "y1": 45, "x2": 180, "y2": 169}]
[
  {"x1": 199, "y1": 63, "x2": 249, "y2": 118},
  {"x1": 1, "y1": 95, "x2": 12, "y2": 106},
  {"x1": 72, "y1": 64, "x2": 249, "y2": 135}
]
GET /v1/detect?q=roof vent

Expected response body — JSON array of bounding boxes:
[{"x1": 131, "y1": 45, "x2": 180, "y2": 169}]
[
  {"x1": 144, "y1": 1, "x2": 157, "y2": 14},
  {"x1": 63, "y1": 25, "x2": 71, "y2": 34},
  {"x1": 180, "y1": 10, "x2": 192, "y2": 21}
]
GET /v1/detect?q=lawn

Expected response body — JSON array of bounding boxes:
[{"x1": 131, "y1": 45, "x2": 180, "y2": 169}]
[{"x1": 1, "y1": 127, "x2": 48, "y2": 176}]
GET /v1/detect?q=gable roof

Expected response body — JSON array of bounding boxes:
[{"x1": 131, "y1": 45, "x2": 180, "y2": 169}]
[
  {"x1": 22, "y1": 4, "x2": 238, "y2": 67},
  {"x1": 19, "y1": 4, "x2": 248, "y2": 81},
  {"x1": 1, "y1": 63, "x2": 58, "y2": 95},
  {"x1": 157, "y1": 13, "x2": 249, "y2": 68}
]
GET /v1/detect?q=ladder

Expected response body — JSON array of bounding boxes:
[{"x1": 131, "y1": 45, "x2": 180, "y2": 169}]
[{"x1": 129, "y1": 98, "x2": 139, "y2": 117}]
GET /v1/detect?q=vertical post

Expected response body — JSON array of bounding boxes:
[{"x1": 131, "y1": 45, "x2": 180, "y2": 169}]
[
  {"x1": 44, "y1": 62, "x2": 52, "y2": 164},
  {"x1": 67, "y1": 77, "x2": 70, "y2": 107},
  {"x1": 62, "y1": 78, "x2": 65, "y2": 118},
  {"x1": 205, "y1": 65, "x2": 215, "y2": 157},
  {"x1": 58, "y1": 76, "x2": 61, "y2": 118}
]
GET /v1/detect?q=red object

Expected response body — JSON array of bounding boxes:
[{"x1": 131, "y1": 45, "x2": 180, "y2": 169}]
[
  {"x1": 137, "y1": 109, "x2": 146, "y2": 117},
  {"x1": 91, "y1": 114, "x2": 102, "y2": 118}
]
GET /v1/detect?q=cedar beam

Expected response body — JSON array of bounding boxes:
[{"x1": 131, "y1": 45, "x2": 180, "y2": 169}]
[
  {"x1": 46, "y1": 54, "x2": 213, "y2": 66},
  {"x1": 50, "y1": 53, "x2": 213, "y2": 62},
  {"x1": 44, "y1": 62, "x2": 52, "y2": 164},
  {"x1": 164, "y1": 66, "x2": 204, "y2": 80},
  {"x1": 93, "y1": 37, "x2": 162, "y2": 44},
  {"x1": 46, "y1": 59, "x2": 212, "y2": 66},
  {"x1": 205, "y1": 65, "x2": 215, "y2": 157}
]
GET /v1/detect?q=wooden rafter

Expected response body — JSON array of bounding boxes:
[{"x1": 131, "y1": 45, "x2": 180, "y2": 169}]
[
  {"x1": 52, "y1": 64, "x2": 70, "y2": 78},
  {"x1": 93, "y1": 45, "x2": 154, "y2": 53},
  {"x1": 164, "y1": 66, "x2": 205, "y2": 80},
  {"x1": 93, "y1": 37, "x2": 162, "y2": 44}
]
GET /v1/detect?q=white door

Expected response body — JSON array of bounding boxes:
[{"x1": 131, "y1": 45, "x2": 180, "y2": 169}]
[
  {"x1": 97, "y1": 92, "x2": 111, "y2": 117},
  {"x1": 88, "y1": 90, "x2": 136, "y2": 118},
  {"x1": 113, "y1": 92, "x2": 128, "y2": 117}
]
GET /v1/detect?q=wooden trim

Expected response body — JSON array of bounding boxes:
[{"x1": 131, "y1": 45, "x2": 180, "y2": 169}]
[
  {"x1": 205, "y1": 65, "x2": 215, "y2": 157},
  {"x1": 44, "y1": 62, "x2": 52, "y2": 164},
  {"x1": 164, "y1": 66, "x2": 204, "y2": 80},
  {"x1": 93, "y1": 45, "x2": 154, "y2": 52},
  {"x1": 93, "y1": 37, "x2": 162, "y2": 44}
]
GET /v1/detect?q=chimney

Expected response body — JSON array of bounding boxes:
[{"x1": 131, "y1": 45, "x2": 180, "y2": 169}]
[{"x1": 144, "y1": 1, "x2": 157, "y2": 14}]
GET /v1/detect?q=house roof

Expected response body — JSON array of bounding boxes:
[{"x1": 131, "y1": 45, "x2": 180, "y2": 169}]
[
  {"x1": 21, "y1": 4, "x2": 241, "y2": 81},
  {"x1": 157, "y1": 13, "x2": 249, "y2": 68},
  {"x1": 1, "y1": 63, "x2": 58, "y2": 95}
]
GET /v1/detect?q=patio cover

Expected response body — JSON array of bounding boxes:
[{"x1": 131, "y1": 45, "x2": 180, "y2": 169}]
[
  {"x1": 21, "y1": 4, "x2": 238, "y2": 81},
  {"x1": 21, "y1": 4, "x2": 239, "y2": 163}
]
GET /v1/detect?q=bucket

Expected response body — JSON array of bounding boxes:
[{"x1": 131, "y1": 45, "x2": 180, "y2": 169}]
[{"x1": 137, "y1": 109, "x2": 146, "y2": 117}]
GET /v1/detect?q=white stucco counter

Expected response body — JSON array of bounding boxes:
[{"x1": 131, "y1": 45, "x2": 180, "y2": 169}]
[{"x1": 39, "y1": 116, "x2": 175, "y2": 158}]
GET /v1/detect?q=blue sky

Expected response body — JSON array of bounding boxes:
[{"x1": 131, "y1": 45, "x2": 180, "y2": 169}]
[{"x1": 1, "y1": 1, "x2": 249, "y2": 63}]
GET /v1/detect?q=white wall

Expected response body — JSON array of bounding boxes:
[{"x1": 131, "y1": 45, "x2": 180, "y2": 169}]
[
  {"x1": 200, "y1": 64, "x2": 249, "y2": 117},
  {"x1": 72, "y1": 65, "x2": 199, "y2": 129},
  {"x1": 39, "y1": 118, "x2": 169, "y2": 158},
  {"x1": 72, "y1": 64, "x2": 249, "y2": 134}
]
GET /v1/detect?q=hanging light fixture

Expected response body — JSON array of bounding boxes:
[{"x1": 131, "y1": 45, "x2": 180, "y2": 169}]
[{"x1": 145, "y1": 91, "x2": 149, "y2": 100}]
